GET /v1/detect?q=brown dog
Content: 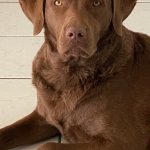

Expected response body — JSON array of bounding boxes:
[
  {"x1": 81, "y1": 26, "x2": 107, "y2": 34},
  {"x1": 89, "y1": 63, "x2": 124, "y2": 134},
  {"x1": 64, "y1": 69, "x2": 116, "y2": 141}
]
[{"x1": 1, "y1": 0, "x2": 150, "y2": 149}]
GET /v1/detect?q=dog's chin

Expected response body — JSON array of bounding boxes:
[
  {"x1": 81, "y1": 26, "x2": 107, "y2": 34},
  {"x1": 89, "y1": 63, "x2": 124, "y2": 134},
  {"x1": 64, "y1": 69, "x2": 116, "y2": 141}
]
[
  {"x1": 59, "y1": 46, "x2": 96, "y2": 60},
  {"x1": 65, "y1": 49, "x2": 89, "y2": 59}
]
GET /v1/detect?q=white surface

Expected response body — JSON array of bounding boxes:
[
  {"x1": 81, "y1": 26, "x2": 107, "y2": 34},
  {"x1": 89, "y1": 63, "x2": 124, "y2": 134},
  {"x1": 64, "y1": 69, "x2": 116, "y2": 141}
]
[
  {"x1": 0, "y1": 37, "x2": 44, "y2": 77},
  {"x1": 0, "y1": 3, "x2": 44, "y2": 36},
  {"x1": 0, "y1": 80, "x2": 36, "y2": 127},
  {"x1": 124, "y1": 3, "x2": 150, "y2": 35}
]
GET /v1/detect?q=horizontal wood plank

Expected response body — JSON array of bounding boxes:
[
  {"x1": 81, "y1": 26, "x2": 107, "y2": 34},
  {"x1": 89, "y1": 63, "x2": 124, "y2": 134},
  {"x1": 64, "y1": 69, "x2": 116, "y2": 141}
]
[
  {"x1": 0, "y1": 3, "x2": 149, "y2": 36},
  {"x1": 0, "y1": 2, "x2": 43, "y2": 36},
  {"x1": 0, "y1": 79, "x2": 36, "y2": 127},
  {"x1": 0, "y1": 37, "x2": 44, "y2": 78}
]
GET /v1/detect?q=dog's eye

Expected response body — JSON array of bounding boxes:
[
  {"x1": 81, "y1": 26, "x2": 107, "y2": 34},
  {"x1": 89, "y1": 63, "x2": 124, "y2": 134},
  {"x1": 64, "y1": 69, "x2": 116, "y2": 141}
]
[
  {"x1": 92, "y1": 0, "x2": 101, "y2": 7},
  {"x1": 54, "y1": 0, "x2": 62, "y2": 6}
]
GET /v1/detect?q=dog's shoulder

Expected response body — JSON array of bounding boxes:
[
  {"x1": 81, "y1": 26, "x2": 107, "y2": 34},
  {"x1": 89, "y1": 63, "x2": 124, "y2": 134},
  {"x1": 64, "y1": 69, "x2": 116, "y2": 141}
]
[
  {"x1": 129, "y1": 32, "x2": 150, "y2": 79},
  {"x1": 133, "y1": 32, "x2": 150, "y2": 54},
  {"x1": 132, "y1": 32, "x2": 150, "y2": 62}
]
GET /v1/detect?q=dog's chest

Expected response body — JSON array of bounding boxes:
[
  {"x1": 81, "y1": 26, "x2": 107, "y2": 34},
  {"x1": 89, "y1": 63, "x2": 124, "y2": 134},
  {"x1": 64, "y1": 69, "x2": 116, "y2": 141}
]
[
  {"x1": 37, "y1": 71, "x2": 115, "y2": 142},
  {"x1": 37, "y1": 77, "x2": 90, "y2": 133},
  {"x1": 36, "y1": 66, "x2": 120, "y2": 137},
  {"x1": 37, "y1": 87, "x2": 107, "y2": 142}
]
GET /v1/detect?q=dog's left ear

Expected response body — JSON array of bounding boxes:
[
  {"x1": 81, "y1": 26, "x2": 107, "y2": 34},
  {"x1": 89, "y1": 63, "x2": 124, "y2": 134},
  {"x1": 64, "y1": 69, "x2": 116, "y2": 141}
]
[
  {"x1": 112, "y1": 0, "x2": 137, "y2": 36},
  {"x1": 19, "y1": 0, "x2": 44, "y2": 35}
]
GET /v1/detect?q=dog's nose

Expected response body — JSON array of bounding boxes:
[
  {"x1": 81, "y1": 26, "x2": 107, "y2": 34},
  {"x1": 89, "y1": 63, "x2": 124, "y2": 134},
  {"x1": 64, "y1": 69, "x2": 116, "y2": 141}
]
[{"x1": 66, "y1": 27, "x2": 87, "y2": 40}]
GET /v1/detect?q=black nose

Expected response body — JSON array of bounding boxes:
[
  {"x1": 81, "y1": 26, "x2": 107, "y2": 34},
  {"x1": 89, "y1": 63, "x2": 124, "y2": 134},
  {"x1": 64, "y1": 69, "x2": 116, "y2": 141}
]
[{"x1": 66, "y1": 27, "x2": 87, "y2": 40}]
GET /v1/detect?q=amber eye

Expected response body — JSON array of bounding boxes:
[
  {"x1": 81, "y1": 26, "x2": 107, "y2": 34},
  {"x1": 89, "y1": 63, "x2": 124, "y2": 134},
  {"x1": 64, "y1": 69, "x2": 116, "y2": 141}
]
[
  {"x1": 54, "y1": 0, "x2": 62, "y2": 6},
  {"x1": 93, "y1": 0, "x2": 101, "y2": 7}
]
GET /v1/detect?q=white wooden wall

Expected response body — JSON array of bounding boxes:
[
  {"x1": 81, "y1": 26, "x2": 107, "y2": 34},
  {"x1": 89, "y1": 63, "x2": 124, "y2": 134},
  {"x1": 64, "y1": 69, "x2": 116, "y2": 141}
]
[{"x1": 0, "y1": 0, "x2": 150, "y2": 149}]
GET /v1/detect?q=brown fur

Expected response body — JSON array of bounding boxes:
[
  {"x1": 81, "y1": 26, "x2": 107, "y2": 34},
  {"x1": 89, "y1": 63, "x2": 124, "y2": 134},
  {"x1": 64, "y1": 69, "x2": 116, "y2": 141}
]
[{"x1": 1, "y1": 0, "x2": 150, "y2": 149}]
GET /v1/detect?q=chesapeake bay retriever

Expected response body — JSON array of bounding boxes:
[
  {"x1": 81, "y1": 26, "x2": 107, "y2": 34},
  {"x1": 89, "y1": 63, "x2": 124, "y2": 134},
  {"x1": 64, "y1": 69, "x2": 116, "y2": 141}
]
[{"x1": 0, "y1": 0, "x2": 150, "y2": 149}]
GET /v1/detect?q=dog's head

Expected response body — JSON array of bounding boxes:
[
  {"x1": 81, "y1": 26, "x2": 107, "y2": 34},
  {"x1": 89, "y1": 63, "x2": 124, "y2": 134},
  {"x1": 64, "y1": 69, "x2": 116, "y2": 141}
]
[{"x1": 19, "y1": 0, "x2": 136, "y2": 59}]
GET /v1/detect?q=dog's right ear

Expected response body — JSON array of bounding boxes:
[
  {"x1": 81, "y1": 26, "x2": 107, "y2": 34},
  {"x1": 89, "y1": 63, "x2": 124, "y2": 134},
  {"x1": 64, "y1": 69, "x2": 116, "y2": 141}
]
[{"x1": 19, "y1": 0, "x2": 44, "y2": 35}]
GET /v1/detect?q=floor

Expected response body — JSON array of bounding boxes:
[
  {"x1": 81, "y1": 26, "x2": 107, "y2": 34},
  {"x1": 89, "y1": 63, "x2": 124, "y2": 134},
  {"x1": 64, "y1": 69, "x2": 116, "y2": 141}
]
[{"x1": 0, "y1": 0, "x2": 150, "y2": 149}]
